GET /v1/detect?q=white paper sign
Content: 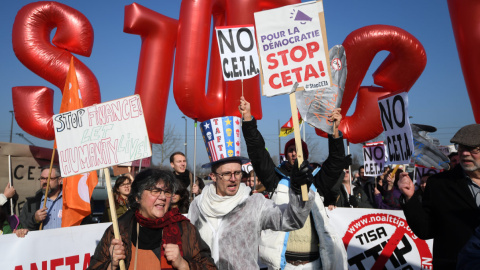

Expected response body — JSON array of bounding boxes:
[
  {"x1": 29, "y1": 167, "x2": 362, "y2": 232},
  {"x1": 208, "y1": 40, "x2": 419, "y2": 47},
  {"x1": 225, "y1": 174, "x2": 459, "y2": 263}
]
[
  {"x1": 53, "y1": 95, "x2": 152, "y2": 177},
  {"x1": 363, "y1": 142, "x2": 386, "y2": 177},
  {"x1": 215, "y1": 25, "x2": 260, "y2": 81},
  {"x1": 329, "y1": 208, "x2": 433, "y2": 270},
  {"x1": 254, "y1": 1, "x2": 330, "y2": 96},
  {"x1": 378, "y1": 91, "x2": 414, "y2": 165},
  {"x1": 0, "y1": 222, "x2": 110, "y2": 269}
]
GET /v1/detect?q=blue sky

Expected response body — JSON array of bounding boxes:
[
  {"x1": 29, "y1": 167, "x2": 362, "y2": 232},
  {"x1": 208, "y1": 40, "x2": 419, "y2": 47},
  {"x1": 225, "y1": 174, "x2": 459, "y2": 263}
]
[{"x1": 0, "y1": 1, "x2": 475, "y2": 166}]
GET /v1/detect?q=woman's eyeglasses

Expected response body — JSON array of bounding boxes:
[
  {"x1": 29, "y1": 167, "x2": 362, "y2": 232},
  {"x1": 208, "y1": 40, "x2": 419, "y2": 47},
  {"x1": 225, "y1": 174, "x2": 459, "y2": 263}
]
[{"x1": 146, "y1": 187, "x2": 172, "y2": 198}]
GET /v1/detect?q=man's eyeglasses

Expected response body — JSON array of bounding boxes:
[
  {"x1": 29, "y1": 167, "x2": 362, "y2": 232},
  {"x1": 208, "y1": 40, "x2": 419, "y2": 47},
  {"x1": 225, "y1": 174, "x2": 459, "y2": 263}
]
[
  {"x1": 215, "y1": 171, "x2": 243, "y2": 181},
  {"x1": 38, "y1": 177, "x2": 59, "y2": 181},
  {"x1": 146, "y1": 187, "x2": 172, "y2": 198},
  {"x1": 455, "y1": 144, "x2": 480, "y2": 155}
]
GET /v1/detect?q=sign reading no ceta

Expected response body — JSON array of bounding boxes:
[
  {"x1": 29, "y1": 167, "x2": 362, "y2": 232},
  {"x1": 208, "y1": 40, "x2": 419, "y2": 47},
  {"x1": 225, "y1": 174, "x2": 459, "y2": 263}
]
[
  {"x1": 363, "y1": 142, "x2": 386, "y2": 177},
  {"x1": 215, "y1": 25, "x2": 260, "y2": 81},
  {"x1": 254, "y1": 1, "x2": 331, "y2": 97},
  {"x1": 329, "y1": 208, "x2": 433, "y2": 270},
  {"x1": 53, "y1": 95, "x2": 152, "y2": 177},
  {"x1": 378, "y1": 91, "x2": 414, "y2": 165},
  {"x1": 414, "y1": 164, "x2": 442, "y2": 185}
]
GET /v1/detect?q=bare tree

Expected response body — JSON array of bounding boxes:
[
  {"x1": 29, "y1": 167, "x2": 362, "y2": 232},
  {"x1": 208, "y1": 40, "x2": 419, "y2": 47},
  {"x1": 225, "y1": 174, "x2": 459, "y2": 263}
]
[{"x1": 152, "y1": 123, "x2": 181, "y2": 165}]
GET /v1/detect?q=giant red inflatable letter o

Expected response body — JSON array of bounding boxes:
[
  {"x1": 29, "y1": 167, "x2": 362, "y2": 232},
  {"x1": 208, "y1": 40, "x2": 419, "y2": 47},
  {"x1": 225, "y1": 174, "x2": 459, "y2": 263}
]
[
  {"x1": 12, "y1": 1, "x2": 100, "y2": 140},
  {"x1": 316, "y1": 25, "x2": 427, "y2": 143}
]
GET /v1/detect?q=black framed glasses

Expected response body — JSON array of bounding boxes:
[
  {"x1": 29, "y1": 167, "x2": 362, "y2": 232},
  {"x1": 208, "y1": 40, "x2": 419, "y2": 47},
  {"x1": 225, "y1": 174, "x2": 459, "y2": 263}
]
[
  {"x1": 38, "y1": 177, "x2": 59, "y2": 181},
  {"x1": 146, "y1": 187, "x2": 172, "y2": 198},
  {"x1": 215, "y1": 171, "x2": 243, "y2": 181},
  {"x1": 455, "y1": 144, "x2": 480, "y2": 155}
]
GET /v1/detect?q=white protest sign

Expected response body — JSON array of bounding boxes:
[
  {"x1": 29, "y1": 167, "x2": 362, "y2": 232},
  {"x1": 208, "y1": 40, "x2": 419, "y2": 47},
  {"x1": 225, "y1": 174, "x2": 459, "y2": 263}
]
[
  {"x1": 414, "y1": 164, "x2": 442, "y2": 185},
  {"x1": 254, "y1": 1, "x2": 331, "y2": 96},
  {"x1": 53, "y1": 95, "x2": 152, "y2": 177},
  {"x1": 378, "y1": 91, "x2": 414, "y2": 165},
  {"x1": 295, "y1": 44, "x2": 346, "y2": 134},
  {"x1": 329, "y1": 208, "x2": 433, "y2": 270},
  {"x1": 0, "y1": 222, "x2": 110, "y2": 269},
  {"x1": 363, "y1": 142, "x2": 386, "y2": 177},
  {"x1": 215, "y1": 25, "x2": 260, "y2": 81}
]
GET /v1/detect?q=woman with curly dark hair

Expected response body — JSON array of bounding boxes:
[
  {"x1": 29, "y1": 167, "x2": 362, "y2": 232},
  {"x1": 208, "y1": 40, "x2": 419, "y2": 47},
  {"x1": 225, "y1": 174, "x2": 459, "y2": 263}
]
[{"x1": 89, "y1": 168, "x2": 216, "y2": 270}]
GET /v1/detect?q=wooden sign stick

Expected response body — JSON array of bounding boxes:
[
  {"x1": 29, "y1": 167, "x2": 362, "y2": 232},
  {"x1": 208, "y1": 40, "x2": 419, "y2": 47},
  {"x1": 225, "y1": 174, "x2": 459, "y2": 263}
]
[
  {"x1": 105, "y1": 167, "x2": 126, "y2": 270},
  {"x1": 289, "y1": 82, "x2": 309, "y2": 201},
  {"x1": 39, "y1": 149, "x2": 56, "y2": 230}
]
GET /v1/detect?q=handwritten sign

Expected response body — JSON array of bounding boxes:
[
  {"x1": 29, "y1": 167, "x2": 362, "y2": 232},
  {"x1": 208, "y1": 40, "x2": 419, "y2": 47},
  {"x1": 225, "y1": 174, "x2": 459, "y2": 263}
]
[
  {"x1": 53, "y1": 95, "x2": 152, "y2": 177},
  {"x1": 378, "y1": 91, "x2": 413, "y2": 165},
  {"x1": 254, "y1": 1, "x2": 331, "y2": 96},
  {"x1": 363, "y1": 142, "x2": 386, "y2": 177},
  {"x1": 296, "y1": 45, "x2": 345, "y2": 134},
  {"x1": 215, "y1": 25, "x2": 260, "y2": 81}
]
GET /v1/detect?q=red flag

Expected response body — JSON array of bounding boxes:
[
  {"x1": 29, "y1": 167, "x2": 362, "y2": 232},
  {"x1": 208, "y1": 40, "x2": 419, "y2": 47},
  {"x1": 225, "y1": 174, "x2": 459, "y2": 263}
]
[
  {"x1": 59, "y1": 57, "x2": 98, "y2": 227},
  {"x1": 279, "y1": 111, "x2": 303, "y2": 137}
]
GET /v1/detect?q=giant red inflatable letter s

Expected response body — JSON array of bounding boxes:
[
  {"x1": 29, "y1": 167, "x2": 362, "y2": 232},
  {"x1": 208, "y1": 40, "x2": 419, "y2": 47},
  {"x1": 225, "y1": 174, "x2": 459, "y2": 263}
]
[{"x1": 12, "y1": 2, "x2": 100, "y2": 140}]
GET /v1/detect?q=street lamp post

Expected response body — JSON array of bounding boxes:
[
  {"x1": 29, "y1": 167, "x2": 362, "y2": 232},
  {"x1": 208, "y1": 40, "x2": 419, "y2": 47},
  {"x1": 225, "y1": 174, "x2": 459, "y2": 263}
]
[{"x1": 182, "y1": 116, "x2": 187, "y2": 158}]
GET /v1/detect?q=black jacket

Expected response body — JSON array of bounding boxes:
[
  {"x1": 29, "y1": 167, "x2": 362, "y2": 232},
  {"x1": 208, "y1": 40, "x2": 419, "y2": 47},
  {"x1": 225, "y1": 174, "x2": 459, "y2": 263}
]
[
  {"x1": 19, "y1": 189, "x2": 43, "y2": 230},
  {"x1": 19, "y1": 188, "x2": 92, "y2": 230},
  {"x1": 401, "y1": 165, "x2": 480, "y2": 269},
  {"x1": 330, "y1": 172, "x2": 372, "y2": 208},
  {"x1": 242, "y1": 118, "x2": 345, "y2": 197}
]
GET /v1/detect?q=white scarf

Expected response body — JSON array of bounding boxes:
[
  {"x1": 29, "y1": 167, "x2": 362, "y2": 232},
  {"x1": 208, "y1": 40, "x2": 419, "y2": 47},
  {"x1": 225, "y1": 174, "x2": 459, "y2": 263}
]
[{"x1": 197, "y1": 182, "x2": 251, "y2": 263}]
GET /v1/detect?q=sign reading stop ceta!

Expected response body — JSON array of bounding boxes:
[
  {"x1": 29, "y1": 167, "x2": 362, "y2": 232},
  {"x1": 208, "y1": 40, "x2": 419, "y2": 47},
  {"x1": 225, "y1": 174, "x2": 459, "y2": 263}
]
[
  {"x1": 329, "y1": 208, "x2": 433, "y2": 270},
  {"x1": 254, "y1": 1, "x2": 331, "y2": 97}
]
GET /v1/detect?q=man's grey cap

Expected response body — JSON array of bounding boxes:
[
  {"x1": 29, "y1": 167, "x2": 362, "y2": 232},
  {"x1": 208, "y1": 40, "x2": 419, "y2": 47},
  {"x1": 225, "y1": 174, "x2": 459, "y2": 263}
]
[{"x1": 450, "y1": 124, "x2": 480, "y2": 147}]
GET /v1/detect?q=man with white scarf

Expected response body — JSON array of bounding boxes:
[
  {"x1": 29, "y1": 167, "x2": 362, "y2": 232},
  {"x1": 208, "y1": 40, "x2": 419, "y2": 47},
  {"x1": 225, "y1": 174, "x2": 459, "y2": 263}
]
[{"x1": 188, "y1": 121, "x2": 314, "y2": 269}]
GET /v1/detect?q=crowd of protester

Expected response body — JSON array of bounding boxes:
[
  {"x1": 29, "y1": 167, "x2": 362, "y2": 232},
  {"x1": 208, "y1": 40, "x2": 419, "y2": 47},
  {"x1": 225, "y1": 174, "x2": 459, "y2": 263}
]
[{"x1": 1, "y1": 100, "x2": 479, "y2": 269}]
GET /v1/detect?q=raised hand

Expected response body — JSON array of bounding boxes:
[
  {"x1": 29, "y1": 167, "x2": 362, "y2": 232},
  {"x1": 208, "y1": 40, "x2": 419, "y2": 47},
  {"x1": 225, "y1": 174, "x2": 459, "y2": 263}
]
[{"x1": 239, "y1": 96, "x2": 252, "y2": 121}]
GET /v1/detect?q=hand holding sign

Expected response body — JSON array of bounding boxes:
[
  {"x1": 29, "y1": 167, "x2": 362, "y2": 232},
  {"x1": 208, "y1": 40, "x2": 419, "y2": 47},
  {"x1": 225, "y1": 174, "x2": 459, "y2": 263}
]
[
  {"x1": 290, "y1": 159, "x2": 313, "y2": 195},
  {"x1": 329, "y1": 107, "x2": 342, "y2": 138},
  {"x1": 239, "y1": 96, "x2": 252, "y2": 121}
]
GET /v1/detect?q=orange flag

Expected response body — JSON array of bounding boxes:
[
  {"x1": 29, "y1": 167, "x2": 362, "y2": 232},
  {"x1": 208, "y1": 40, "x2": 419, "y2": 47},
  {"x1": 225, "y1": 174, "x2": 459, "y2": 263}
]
[
  {"x1": 279, "y1": 111, "x2": 303, "y2": 137},
  {"x1": 60, "y1": 57, "x2": 98, "y2": 227}
]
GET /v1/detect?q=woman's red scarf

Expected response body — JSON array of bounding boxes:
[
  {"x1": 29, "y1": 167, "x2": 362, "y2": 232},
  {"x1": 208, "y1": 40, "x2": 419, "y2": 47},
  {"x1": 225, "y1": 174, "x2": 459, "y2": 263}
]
[{"x1": 134, "y1": 208, "x2": 189, "y2": 260}]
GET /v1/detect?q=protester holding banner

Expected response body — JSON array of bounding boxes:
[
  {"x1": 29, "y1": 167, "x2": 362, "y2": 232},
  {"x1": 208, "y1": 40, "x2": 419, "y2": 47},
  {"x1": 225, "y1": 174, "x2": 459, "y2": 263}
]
[
  {"x1": 188, "y1": 116, "x2": 314, "y2": 269},
  {"x1": 19, "y1": 165, "x2": 63, "y2": 230},
  {"x1": 239, "y1": 97, "x2": 348, "y2": 269},
  {"x1": 399, "y1": 124, "x2": 480, "y2": 269},
  {"x1": 89, "y1": 168, "x2": 216, "y2": 270},
  {"x1": 374, "y1": 168, "x2": 402, "y2": 210},
  {"x1": 101, "y1": 176, "x2": 131, "y2": 222}
]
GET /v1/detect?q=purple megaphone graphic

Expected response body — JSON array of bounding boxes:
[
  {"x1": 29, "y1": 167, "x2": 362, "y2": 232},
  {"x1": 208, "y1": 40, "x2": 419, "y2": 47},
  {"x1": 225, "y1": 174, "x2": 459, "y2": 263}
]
[{"x1": 292, "y1": 10, "x2": 312, "y2": 24}]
